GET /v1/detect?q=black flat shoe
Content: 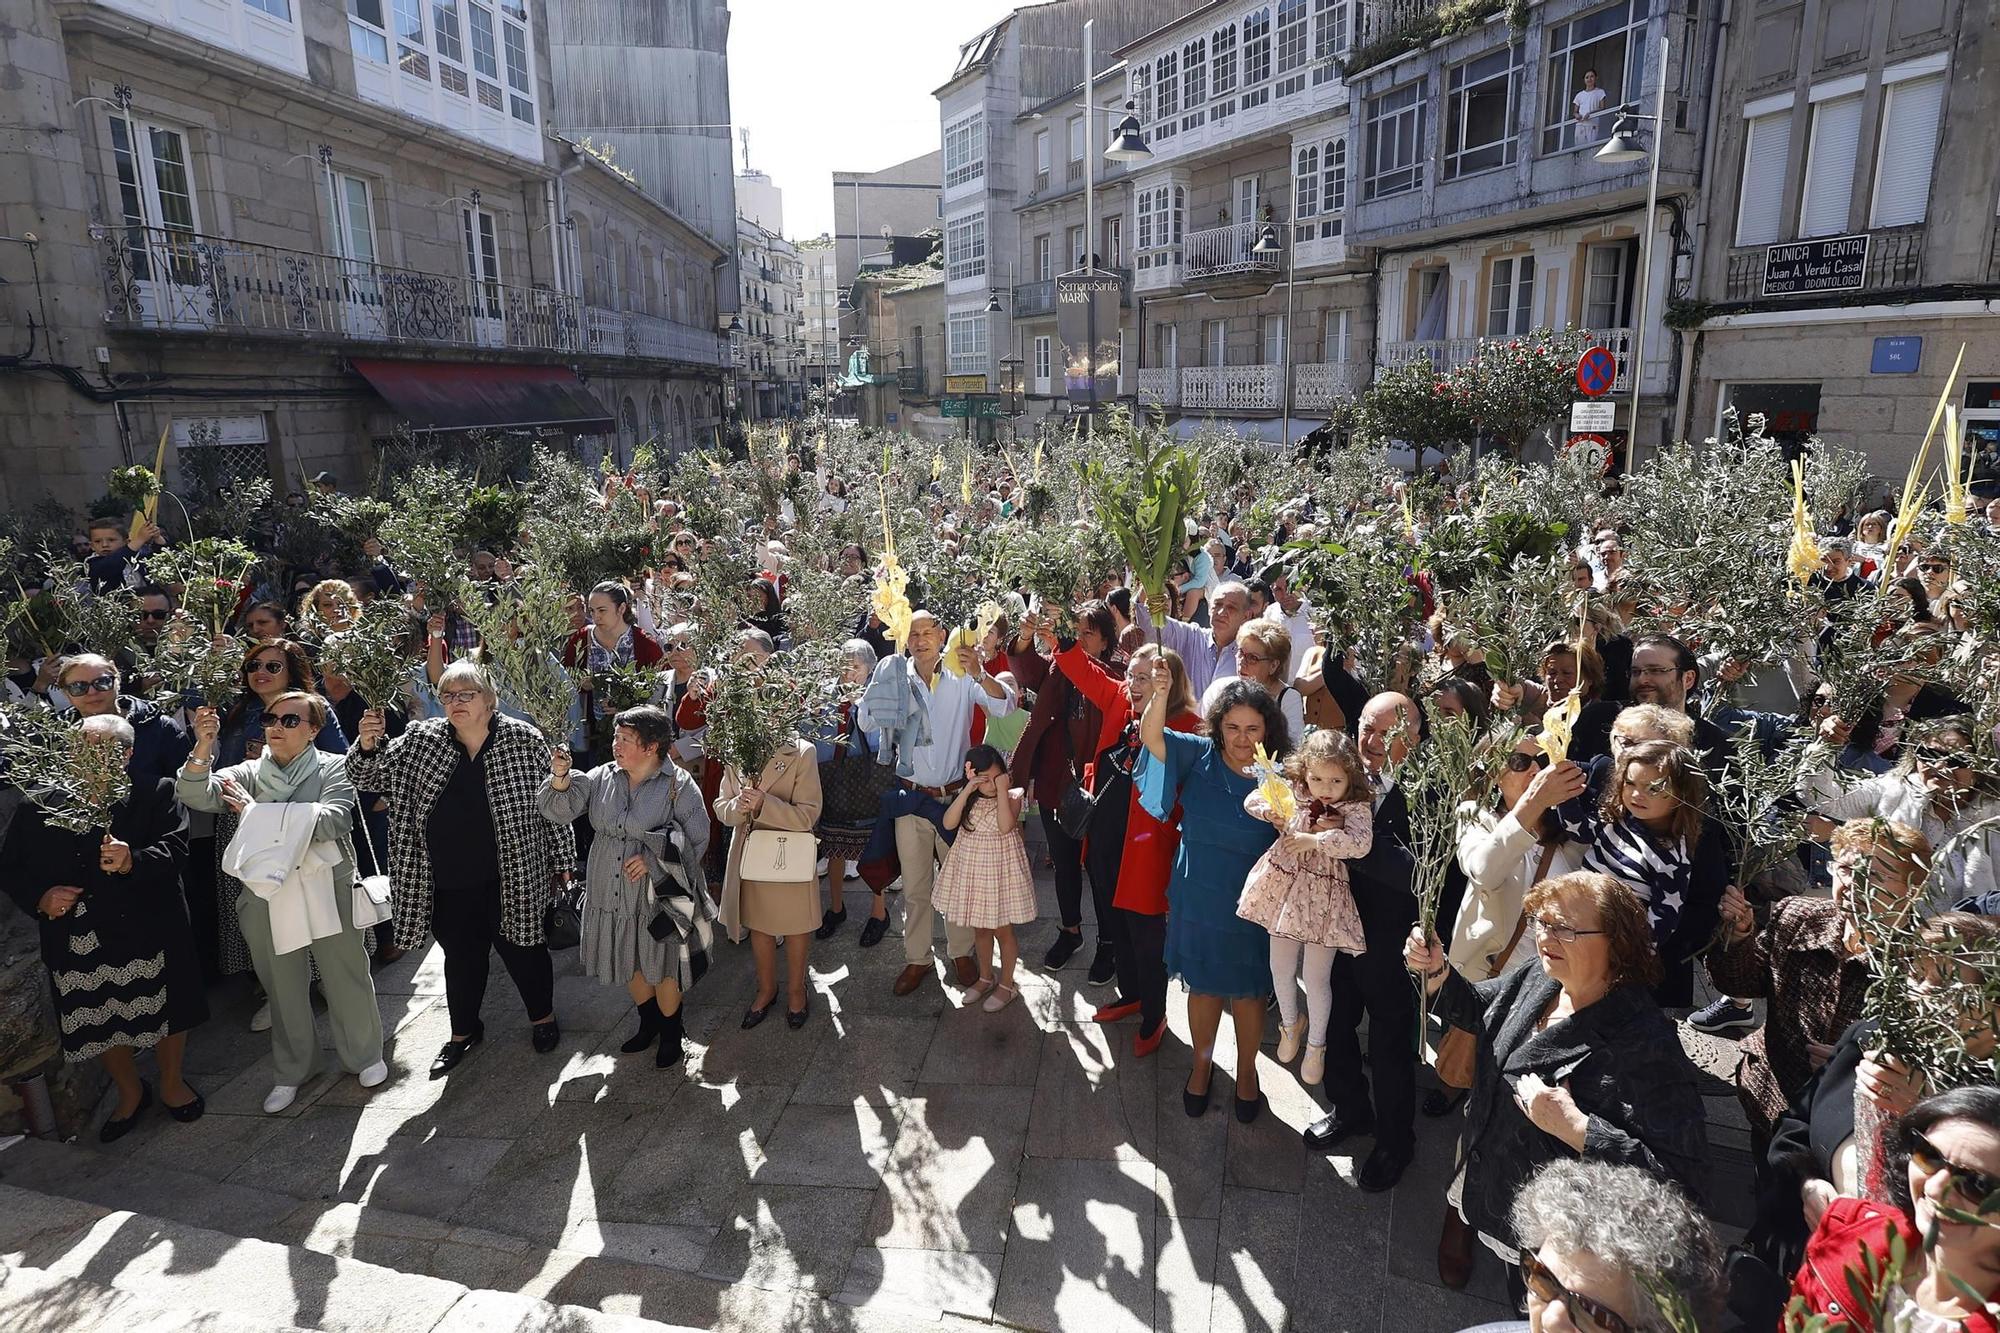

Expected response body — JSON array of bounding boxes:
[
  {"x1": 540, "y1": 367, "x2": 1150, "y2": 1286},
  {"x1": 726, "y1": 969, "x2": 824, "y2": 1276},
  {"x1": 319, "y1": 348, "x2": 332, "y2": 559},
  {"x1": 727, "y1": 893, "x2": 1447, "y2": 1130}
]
[
  {"x1": 1234, "y1": 1092, "x2": 1264, "y2": 1124},
  {"x1": 165, "y1": 1086, "x2": 206, "y2": 1124},
  {"x1": 1421, "y1": 1086, "x2": 1469, "y2": 1118},
  {"x1": 857, "y1": 915, "x2": 888, "y2": 948},
  {"x1": 786, "y1": 1000, "x2": 809, "y2": 1030},
  {"x1": 742, "y1": 999, "x2": 776, "y2": 1030},
  {"x1": 430, "y1": 1030, "x2": 484, "y2": 1080},
  {"x1": 815, "y1": 908, "x2": 848, "y2": 940},
  {"x1": 1357, "y1": 1143, "x2": 1414, "y2": 1193},
  {"x1": 1182, "y1": 1075, "x2": 1212, "y2": 1119},
  {"x1": 531, "y1": 1019, "x2": 561, "y2": 1054},
  {"x1": 99, "y1": 1082, "x2": 153, "y2": 1143}
]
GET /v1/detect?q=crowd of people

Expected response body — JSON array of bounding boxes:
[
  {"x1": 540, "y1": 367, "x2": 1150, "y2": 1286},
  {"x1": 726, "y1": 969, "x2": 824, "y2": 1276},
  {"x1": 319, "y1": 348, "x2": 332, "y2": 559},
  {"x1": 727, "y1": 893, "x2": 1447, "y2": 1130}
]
[{"x1": 2, "y1": 421, "x2": 1999, "y2": 1333}]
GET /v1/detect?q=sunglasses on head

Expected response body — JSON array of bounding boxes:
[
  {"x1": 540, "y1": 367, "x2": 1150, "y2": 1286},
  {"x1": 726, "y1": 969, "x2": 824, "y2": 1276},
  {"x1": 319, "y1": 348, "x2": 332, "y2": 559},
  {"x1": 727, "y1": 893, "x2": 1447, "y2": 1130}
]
[
  {"x1": 62, "y1": 675, "x2": 118, "y2": 697},
  {"x1": 1520, "y1": 1250, "x2": 1634, "y2": 1333},
  {"x1": 262, "y1": 712, "x2": 310, "y2": 731},
  {"x1": 248, "y1": 659, "x2": 287, "y2": 676},
  {"x1": 1503, "y1": 751, "x2": 1550, "y2": 773},
  {"x1": 1909, "y1": 1130, "x2": 2000, "y2": 1211}
]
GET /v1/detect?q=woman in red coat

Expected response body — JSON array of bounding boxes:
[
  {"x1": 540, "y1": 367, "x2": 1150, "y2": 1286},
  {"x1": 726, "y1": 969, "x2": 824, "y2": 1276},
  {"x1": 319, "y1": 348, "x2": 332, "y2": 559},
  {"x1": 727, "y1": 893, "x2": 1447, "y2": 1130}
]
[
  {"x1": 1791, "y1": 1085, "x2": 2000, "y2": 1331},
  {"x1": 1055, "y1": 638, "x2": 1201, "y2": 1056}
]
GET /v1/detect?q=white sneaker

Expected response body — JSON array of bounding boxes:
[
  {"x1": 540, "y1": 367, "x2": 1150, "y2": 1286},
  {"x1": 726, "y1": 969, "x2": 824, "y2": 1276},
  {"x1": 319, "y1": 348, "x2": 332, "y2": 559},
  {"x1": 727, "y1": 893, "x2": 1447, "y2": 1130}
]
[
  {"x1": 844, "y1": 864, "x2": 861, "y2": 880},
  {"x1": 262, "y1": 1084, "x2": 298, "y2": 1114},
  {"x1": 1301, "y1": 1044, "x2": 1326, "y2": 1087},
  {"x1": 1275, "y1": 1019, "x2": 1304, "y2": 1063},
  {"x1": 249, "y1": 1000, "x2": 272, "y2": 1033},
  {"x1": 816, "y1": 857, "x2": 830, "y2": 877},
  {"x1": 357, "y1": 1061, "x2": 389, "y2": 1089}
]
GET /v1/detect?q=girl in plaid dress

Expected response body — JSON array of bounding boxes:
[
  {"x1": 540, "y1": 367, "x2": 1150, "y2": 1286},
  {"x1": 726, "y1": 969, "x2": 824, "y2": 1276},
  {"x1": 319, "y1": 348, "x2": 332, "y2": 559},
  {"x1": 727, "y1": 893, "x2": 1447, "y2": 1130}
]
[{"x1": 934, "y1": 744, "x2": 1036, "y2": 1013}]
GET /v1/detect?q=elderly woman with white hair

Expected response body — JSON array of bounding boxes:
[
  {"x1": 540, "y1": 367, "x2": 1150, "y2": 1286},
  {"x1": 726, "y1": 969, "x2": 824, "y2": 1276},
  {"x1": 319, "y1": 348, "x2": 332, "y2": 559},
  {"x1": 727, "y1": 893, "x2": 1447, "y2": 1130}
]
[
  {"x1": 812, "y1": 638, "x2": 889, "y2": 945},
  {"x1": 1453, "y1": 1159, "x2": 1726, "y2": 1332},
  {"x1": 349, "y1": 659, "x2": 572, "y2": 1079},
  {"x1": 5, "y1": 713, "x2": 209, "y2": 1140},
  {"x1": 181, "y1": 690, "x2": 385, "y2": 1114}
]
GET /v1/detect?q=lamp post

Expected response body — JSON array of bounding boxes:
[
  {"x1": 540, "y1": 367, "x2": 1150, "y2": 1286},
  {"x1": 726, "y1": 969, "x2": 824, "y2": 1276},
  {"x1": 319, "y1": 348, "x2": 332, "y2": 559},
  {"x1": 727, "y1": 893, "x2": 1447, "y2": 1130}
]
[
  {"x1": 1592, "y1": 34, "x2": 1669, "y2": 475},
  {"x1": 1251, "y1": 209, "x2": 1295, "y2": 457}
]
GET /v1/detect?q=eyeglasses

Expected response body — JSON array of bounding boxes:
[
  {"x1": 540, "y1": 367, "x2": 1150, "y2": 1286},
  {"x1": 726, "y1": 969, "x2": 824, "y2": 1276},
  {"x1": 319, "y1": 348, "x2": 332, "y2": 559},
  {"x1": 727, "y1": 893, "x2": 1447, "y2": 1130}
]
[
  {"x1": 1529, "y1": 916, "x2": 1606, "y2": 944},
  {"x1": 1237, "y1": 653, "x2": 1271, "y2": 666},
  {"x1": 139, "y1": 609, "x2": 172, "y2": 621},
  {"x1": 1909, "y1": 1131, "x2": 2000, "y2": 1210},
  {"x1": 263, "y1": 713, "x2": 310, "y2": 731},
  {"x1": 248, "y1": 660, "x2": 287, "y2": 676},
  {"x1": 439, "y1": 688, "x2": 484, "y2": 705},
  {"x1": 1520, "y1": 1250, "x2": 1635, "y2": 1333},
  {"x1": 62, "y1": 675, "x2": 118, "y2": 697},
  {"x1": 1503, "y1": 751, "x2": 1550, "y2": 773},
  {"x1": 1630, "y1": 665, "x2": 1680, "y2": 679},
  {"x1": 1914, "y1": 745, "x2": 1971, "y2": 770}
]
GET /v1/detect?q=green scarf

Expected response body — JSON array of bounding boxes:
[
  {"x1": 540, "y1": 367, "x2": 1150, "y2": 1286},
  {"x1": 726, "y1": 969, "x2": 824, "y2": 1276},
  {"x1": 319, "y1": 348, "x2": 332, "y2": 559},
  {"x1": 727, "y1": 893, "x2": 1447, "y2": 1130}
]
[{"x1": 254, "y1": 745, "x2": 322, "y2": 804}]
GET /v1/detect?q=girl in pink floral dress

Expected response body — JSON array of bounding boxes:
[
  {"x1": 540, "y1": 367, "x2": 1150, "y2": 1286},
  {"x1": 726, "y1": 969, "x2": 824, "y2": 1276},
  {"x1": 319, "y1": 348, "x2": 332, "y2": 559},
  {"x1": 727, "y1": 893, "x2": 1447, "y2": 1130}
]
[
  {"x1": 1236, "y1": 728, "x2": 1373, "y2": 1086},
  {"x1": 935, "y1": 744, "x2": 1038, "y2": 1014}
]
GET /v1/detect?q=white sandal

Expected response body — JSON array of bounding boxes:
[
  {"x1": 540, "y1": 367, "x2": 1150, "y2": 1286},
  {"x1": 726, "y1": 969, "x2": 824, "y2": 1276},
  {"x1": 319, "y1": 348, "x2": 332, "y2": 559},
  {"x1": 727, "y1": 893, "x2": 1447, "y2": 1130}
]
[{"x1": 981, "y1": 983, "x2": 1020, "y2": 1013}]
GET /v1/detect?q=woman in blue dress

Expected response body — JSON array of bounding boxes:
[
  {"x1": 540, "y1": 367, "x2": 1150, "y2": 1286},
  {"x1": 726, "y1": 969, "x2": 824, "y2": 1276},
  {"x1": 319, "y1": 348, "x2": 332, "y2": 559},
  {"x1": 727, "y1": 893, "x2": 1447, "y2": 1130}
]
[{"x1": 1137, "y1": 677, "x2": 1292, "y2": 1123}]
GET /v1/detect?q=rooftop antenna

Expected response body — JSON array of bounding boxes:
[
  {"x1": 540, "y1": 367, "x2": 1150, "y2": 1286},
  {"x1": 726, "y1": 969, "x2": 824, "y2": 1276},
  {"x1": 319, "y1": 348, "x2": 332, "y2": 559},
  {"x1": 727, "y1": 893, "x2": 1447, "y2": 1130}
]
[{"x1": 738, "y1": 127, "x2": 751, "y2": 173}]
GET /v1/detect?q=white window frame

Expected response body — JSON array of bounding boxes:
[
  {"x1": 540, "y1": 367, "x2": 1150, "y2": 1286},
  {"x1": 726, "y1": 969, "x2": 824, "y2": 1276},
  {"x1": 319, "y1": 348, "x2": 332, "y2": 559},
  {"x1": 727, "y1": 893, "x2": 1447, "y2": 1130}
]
[
  {"x1": 947, "y1": 310, "x2": 988, "y2": 373},
  {"x1": 1262, "y1": 313, "x2": 1287, "y2": 365},
  {"x1": 1103, "y1": 215, "x2": 1123, "y2": 266},
  {"x1": 1035, "y1": 233, "x2": 1051, "y2": 282},
  {"x1": 1067, "y1": 224, "x2": 1085, "y2": 269},
  {"x1": 1155, "y1": 50, "x2": 1180, "y2": 131},
  {"x1": 1311, "y1": 0, "x2": 1348, "y2": 83},
  {"x1": 1212, "y1": 22, "x2": 1239, "y2": 97},
  {"x1": 1235, "y1": 174, "x2": 1262, "y2": 224},
  {"x1": 1182, "y1": 37, "x2": 1208, "y2": 131},
  {"x1": 1734, "y1": 107, "x2": 1793, "y2": 246},
  {"x1": 1293, "y1": 144, "x2": 1321, "y2": 241},
  {"x1": 1275, "y1": 0, "x2": 1308, "y2": 96},
  {"x1": 1067, "y1": 114, "x2": 1085, "y2": 163},
  {"x1": 348, "y1": 0, "x2": 391, "y2": 63},
  {"x1": 1204, "y1": 318, "x2": 1228, "y2": 367},
  {"x1": 1322, "y1": 308, "x2": 1350, "y2": 363},
  {"x1": 944, "y1": 113, "x2": 986, "y2": 190},
  {"x1": 945, "y1": 210, "x2": 987, "y2": 282},
  {"x1": 1582, "y1": 240, "x2": 1632, "y2": 329},
  {"x1": 1322, "y1": 137, "x2": 1347, "y2": 235},
  {"x1": 1444, "y1": 45, "x2": 1522, "y2": 181},
  {"x1": 1486, "y1": 254, "x2": 1535, "y2": 337},
  {"x1": 1869, "y1": 71, "x2": 1945, "y2": 229},
  {"x1": 1798, "y1": 93, "x2": 1862, "y2": 238},
  {"x1": 1541, "y1": 0, "x2": 1648, "y2": 155},
  {"x1": 1242, "y1": 6, "x2": 1273, "y2": 108},
  {"x1": 1033, "y1": 334, "x2": 1052, "y2": 393},
  {"x1": 1363, "y1": 79, "x2": 1426, "y2": 200}
]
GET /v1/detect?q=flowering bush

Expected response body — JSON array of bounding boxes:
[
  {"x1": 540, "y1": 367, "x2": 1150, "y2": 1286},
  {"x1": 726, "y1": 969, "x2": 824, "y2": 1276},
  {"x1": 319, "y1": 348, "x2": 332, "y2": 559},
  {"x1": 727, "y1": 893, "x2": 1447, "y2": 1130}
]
[{"x1": 1357, "y1": 330, "x2": 1593, "y2": 457}]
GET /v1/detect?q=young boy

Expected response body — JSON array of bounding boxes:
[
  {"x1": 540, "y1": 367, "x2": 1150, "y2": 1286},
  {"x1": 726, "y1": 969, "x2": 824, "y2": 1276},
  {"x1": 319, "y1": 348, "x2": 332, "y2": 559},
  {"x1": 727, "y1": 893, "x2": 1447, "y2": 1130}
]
[{"x1": 85, "y1": 515, "x2": 163, "y2": 594}]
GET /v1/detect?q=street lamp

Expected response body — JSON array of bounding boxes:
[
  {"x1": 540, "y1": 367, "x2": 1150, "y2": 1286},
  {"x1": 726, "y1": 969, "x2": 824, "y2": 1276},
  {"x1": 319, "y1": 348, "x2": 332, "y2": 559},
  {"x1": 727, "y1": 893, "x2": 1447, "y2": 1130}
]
[
  {"x1": 1593, "y1": 33, "x2": 1668, "y2": 475},
  {"x1": 1104, "y1": 100, "x2": 1152, "y2": 163},
  {"x1": 985, "y1": 289, "x2": 1004, "y2": 314}
]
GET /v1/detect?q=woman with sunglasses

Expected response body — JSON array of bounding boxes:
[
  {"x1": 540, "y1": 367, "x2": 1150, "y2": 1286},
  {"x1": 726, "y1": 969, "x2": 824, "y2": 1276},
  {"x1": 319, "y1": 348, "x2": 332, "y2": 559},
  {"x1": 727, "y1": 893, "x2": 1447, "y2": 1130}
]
[
  {"x1": 1791, "y1": 1085, "x2": 2000, "y2": 1331},
  {"x1": 212, "y1": 640, "x2": 348, "y2": 1016},
  {"x1": 6, "y1": 713, "x2": 210, "y2": 1140},
  {"x1": 1812, "y1": 718, "x2": 2000, "y2": 910},
  {"x1": 1407, "y1": 871, "x2": 1709, "y2": 1306},
  {"x1": 1199, "y1": 620, "x2": 1304, "y2": 739},
  {"x1": 180, "y1": 690, "x2": 385, "y2": 1114},
  {"x1": 53, "y1": 653, "x2": 193, "y2": 783}
]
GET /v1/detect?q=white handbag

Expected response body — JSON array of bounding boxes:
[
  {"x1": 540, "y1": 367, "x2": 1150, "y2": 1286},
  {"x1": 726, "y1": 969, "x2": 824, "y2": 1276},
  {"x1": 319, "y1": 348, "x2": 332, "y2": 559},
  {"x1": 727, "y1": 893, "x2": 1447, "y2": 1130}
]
[
  {"x1": 351, "y1": 808, "x2": 394, "y2": 931},
  {"x1": 740, "y1": 828, "x2": 817, "y2": 883}
]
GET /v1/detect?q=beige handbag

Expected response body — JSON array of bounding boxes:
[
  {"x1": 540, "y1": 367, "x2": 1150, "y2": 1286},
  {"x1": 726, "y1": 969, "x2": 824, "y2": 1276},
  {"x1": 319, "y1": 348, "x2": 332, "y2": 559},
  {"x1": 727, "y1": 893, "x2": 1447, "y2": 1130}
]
[{"x1": 740, "y1": 828, "x2": 817, "y2": 882}]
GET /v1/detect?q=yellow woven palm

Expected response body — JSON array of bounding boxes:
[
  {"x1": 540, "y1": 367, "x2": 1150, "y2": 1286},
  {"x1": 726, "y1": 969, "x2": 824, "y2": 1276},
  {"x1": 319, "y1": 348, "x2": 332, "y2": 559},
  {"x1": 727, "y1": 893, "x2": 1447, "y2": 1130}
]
[
  {"x1": 1540, "y1": 688, "x2": 1582, "y2": 762},
  {"x1": 1252, "y1": 743, "x2": 1297, "y2": 824},
  {"x1": 1788, "y1": 458, "x2": 1823, "y2": 586}
]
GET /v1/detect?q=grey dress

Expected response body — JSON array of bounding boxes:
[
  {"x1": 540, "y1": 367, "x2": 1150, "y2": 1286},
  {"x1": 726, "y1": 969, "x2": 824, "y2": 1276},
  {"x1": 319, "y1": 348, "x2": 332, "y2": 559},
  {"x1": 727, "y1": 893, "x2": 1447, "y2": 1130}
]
[{"x1": 538, "y1": 761, "x2": 711, "y2": 986}]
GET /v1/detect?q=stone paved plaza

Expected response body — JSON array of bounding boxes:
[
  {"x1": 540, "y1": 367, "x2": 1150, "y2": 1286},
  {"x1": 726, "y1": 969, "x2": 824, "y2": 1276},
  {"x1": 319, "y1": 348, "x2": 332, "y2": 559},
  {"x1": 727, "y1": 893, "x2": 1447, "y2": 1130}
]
[{"x1": 0, "y1": 861, "x2": 1756, "y2": 1333}]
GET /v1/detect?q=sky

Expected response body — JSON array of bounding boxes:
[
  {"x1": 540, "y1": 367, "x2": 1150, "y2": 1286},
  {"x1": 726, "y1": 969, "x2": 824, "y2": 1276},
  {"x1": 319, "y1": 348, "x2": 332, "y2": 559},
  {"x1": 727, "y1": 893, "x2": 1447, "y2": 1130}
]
[{"x1": 726, "y1": 0, "x2": 1020, "y2": 243}]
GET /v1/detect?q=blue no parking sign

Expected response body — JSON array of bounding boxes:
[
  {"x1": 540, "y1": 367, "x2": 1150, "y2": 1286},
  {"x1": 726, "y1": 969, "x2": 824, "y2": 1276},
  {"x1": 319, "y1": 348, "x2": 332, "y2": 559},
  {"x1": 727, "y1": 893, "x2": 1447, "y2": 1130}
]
[{"x1": 1576, "y1": 346, "x2": 1617, "y2": 397}]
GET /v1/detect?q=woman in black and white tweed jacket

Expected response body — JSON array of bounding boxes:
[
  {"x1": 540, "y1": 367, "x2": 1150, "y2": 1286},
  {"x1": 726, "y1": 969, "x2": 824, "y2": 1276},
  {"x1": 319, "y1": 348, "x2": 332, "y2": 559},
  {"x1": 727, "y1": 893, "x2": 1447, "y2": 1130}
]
[{"x1": 348, "y1": 660, "x2": 576, "y2": 1078}]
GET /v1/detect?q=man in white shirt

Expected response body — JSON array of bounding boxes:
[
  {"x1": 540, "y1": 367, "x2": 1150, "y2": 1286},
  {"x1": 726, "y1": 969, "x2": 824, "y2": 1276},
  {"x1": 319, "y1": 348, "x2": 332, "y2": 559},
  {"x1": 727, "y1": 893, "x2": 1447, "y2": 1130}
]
[
  {"x1": 1135, "y1": 581, "x2": 1250, "y2": 700},
  {"x1": 881, "y1": 612, "x2": 1018, "y2": 996},
  {"x1": 1260, "y1": 561, "x2": 1316, "y2": 682},
  {"x1": 1572, "y1": 69, "x2": 1610, "y2": 142}
]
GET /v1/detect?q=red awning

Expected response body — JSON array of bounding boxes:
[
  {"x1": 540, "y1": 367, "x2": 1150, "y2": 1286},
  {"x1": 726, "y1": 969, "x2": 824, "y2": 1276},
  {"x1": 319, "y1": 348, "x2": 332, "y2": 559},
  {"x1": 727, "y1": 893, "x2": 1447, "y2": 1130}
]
[{"x1": 351, "y1": 360, "x2": 615, "y2": 434}]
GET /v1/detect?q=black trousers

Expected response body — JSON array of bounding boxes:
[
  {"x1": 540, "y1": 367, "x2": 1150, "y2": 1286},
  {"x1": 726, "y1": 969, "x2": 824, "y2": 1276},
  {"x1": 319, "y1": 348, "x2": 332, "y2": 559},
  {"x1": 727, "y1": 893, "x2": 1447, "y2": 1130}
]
[
  {"x1": 1322, "y1": 944, "x2": 1418, "y2": 1153},
  {"x1": 1040, "y1": 802, "x2": 1108, "y2": 937},
  {"x1": 1117, "y1": 908, "x2": 1169, "y2": 1035},
  {"x1": 433, "y1": 881, "x2": 555, "y2": 1037}
]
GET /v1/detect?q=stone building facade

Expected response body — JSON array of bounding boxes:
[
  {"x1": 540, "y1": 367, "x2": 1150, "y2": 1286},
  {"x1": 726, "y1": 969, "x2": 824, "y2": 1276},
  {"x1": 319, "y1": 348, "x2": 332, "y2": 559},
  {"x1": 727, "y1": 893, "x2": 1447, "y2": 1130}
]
[
  {"x1": 1682, "y1": 0, "x2": 2000, "y2": 470},
  {"x1": 0, "y1": 0, "x2": 732, "y2": 511}
]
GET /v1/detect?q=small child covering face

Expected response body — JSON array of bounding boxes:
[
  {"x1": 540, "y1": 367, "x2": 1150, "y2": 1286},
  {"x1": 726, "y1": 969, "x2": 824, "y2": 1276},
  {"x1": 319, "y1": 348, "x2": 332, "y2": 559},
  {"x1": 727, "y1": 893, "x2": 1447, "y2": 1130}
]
[
  {"x1": 933, "y1": 744, "x2": 1038, "y2": 1013},
  {"x1": 1236, "y1": 729, "x2": 1374, "y2": 1086}
]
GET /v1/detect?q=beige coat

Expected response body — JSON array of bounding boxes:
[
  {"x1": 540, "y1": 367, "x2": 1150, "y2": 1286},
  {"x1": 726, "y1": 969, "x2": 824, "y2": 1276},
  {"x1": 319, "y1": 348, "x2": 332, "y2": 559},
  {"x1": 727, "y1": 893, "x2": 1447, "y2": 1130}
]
[{"x1": 714, "y1": 738, "x2": 824, "y2": 942}]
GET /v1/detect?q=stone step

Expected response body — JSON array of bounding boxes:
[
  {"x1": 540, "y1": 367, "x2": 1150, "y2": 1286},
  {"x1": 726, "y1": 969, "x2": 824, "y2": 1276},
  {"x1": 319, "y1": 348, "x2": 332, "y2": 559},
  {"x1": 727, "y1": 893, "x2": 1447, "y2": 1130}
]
[
  {"x1": 0, "y1": 1257, "x2": 320, "y2": 1333},
  {"x1": 0, "y1": 1138, "x2": 981, "y2": 1333}
]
